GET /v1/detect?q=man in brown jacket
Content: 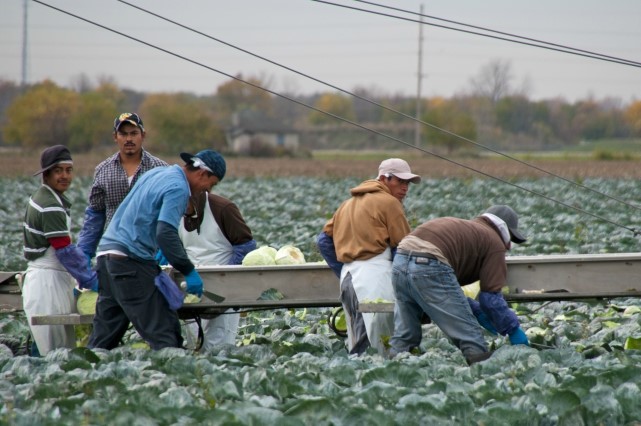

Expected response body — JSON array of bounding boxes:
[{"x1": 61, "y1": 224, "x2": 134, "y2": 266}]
[{"x1": 318, "y1": 158, "x2": 420, "y2": 355}]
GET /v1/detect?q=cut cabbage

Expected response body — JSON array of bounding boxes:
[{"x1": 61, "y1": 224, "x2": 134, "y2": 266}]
[
  {"x1": 462, "y1": 281, "x2": 480, "y2": 299},
  {"x1": 77, "y1": 290, "x2": 98, "y2": 315},
  {"x1": 184, "y1": 294, "x2": 201, "y2": 304},
  {"x1": 242, "y1": 246, "x2": 277, "y2": 266},
  {"x1": 274, "y1": 245, "x2": 306, "y2": 265}
]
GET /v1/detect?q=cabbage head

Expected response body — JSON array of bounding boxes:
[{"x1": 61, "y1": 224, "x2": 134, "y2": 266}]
[
  {"x1": 275, "y1": 245, "x2": 306, "y2": 265},
  {"x1": 77, "y1": 290, "x2": 98, "y2": 315},
  {"x1": 242, "y1": 246, "x2": 277, "y2": 266}
]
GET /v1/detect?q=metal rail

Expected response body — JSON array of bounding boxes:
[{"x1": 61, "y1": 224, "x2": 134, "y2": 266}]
[{"x1": 1, "y1": 253, "x2": 640, "y2": 325}]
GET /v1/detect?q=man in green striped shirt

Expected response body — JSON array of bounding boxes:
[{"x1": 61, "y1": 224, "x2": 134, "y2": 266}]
[{"x1": 22, "y1": 145, "x2": 98, "y2": 356}]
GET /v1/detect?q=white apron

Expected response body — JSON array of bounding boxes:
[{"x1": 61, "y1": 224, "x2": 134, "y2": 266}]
[
  {"x1": 340, "y1": 247, "x2": 395, "y2": 355},
  {"x1": 22, "y1": 206, "x2": 77, "y2": 355},
  {"x1": 179, "y1": 196, "x2": 240, "y2": 350}
]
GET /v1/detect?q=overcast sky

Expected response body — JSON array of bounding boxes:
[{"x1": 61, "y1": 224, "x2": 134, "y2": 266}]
[{"x1": 1, "y1": 0, "x2": 640, "y2": 104}]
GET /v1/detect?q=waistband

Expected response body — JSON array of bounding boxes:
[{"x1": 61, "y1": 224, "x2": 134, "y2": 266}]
[{"x1": 397, "y1": 249, "x2": 438, "y2": 260}]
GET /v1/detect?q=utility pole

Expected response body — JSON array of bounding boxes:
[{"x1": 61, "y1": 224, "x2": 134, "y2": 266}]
[
  {"x1": 21, "y1": 0, "x2": 29, "y2": 88},
  {"x1": 414, "y1": 4, "x2": 424, "y2": 148}
]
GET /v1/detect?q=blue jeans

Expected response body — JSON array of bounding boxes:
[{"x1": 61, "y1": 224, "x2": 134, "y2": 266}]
[{"x1": 390, "y1": 253, "x2": 488, "y2": 359}]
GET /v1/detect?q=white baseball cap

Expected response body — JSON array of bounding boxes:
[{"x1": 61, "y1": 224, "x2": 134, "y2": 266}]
[{"x1": 378, "y1": 158, "x2": 421, "y2": 184}]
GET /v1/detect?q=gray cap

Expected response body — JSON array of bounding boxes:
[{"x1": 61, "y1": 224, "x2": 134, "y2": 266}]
[{"x1": 485, "y1": 205, "x2": 527, "y2": 244}]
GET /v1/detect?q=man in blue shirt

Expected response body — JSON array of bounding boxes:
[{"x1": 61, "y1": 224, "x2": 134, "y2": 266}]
[{"x1": 88, "y1": 150, "x2": 221, "y2": 350}]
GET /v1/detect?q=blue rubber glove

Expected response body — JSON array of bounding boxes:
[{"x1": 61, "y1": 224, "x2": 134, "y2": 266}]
[
  {"x1": 83, "y1": 275, "x2": 99, "y2": 292},
  {"x1": 508, "y1": 327, "x2": 530, "y2": 346},
  {"x1": 476, "y1": 311, "x2": 498, "y2": 335},
  {"x1": 184, "y1": 269, "x2": 203, "y2": 297},
  {"x1": 155, "y1": 249, "x2": 169, "y2": 266}
]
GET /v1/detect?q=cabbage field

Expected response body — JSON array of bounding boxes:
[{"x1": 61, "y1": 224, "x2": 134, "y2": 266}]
[{"x1": 2, "y1": 175, "x2": 641, "y2": 425}]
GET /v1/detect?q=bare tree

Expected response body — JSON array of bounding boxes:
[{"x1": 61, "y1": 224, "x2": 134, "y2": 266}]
[{"x1": 468, "y1": 59, "x2": 514, "y2": 105}]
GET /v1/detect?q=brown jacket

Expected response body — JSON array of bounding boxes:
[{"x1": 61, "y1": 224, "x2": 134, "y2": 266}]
[{"x1": 323, "y1": 179, "x2": 410, "y2": 263}]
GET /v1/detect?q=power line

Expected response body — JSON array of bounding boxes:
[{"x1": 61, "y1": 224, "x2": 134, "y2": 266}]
[
  {"x1": 353, "y1": 0, "x2": 641, "y2": 67},
  {"x1": 31, "y1": 0, "x2": 640, "y2": 235},
  {"x1": 114, "y1": 0, "x2": 641, "y2": 218},
  {"x1": 312, "y1": 0, "x2": 641, "y2": 69}
]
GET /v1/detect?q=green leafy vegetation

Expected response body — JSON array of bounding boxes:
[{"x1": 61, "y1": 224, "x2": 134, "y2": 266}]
[{"x1": 1, "y1": 175, "x2": 641, "y2": 423}]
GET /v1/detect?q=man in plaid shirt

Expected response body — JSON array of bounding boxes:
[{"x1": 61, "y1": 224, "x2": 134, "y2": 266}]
[{"x1": 78, "y1": 112, "x2": 167, "y2": 263}]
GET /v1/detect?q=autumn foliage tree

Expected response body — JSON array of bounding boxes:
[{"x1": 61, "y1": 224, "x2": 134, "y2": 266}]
[
  {"x1": 3, "y1": 80, "x2": 79, "y2": 149},
  {"x1": 423, "y1": 98, "x2": 477, "y2": 154},
  {"x1": 624, "y1": 101, "x2": 641, "y2": 137},
  {"x1": 139, "y1": 93, "x2": 225, "y2": 154},
  {"x1": 214, "y1": 74, "x2": 273, "y2": 125},
  {"x1": 308, "y1": 93, "x2": 356, "y2": 125}
]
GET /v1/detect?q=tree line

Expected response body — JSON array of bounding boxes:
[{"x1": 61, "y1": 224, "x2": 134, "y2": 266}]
[{"x1": 1, "y1": 60, "x2": 639, "y2": 156}]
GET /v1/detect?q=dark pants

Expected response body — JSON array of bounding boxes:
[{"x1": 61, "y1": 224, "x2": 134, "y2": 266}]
[
  {"x1": 88, "y1": 256, "x2": 183, "y2": 350},
  {"x1": 340, "y1": 272, "x2": 370, "y2": 355}
]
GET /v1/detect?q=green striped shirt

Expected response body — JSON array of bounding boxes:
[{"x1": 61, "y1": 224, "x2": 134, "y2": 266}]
[{"x1": 23, "y1": 185, "x2": 72, "y2": 261}]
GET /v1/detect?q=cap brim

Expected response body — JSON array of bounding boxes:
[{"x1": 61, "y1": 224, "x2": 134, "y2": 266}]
[
  {"x1": 180, "y1": 152, "x2": 196, "y2": 164},
  {"x1": 32, "y1": 164, "x2": 56, "y2": 176},
  {"x1": 509, "y1": 228, "x2": 527, "y2": 244},
  {"x1": 391, "y1": 173, "x2": 421, "y2": 184}
]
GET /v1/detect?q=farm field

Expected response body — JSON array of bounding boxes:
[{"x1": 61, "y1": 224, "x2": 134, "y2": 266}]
[{"x1": 1, "y1": 153, "x2": 641, "y2": 424}]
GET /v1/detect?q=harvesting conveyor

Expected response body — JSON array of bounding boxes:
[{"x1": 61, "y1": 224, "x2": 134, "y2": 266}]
[{"x1": 0, "y1": 252, "x2": 640, "y2": 325}]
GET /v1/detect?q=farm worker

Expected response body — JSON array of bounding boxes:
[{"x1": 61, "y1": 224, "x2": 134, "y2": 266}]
[
  {"x1": 390, "y1": 205, "x2": 530, "y2": 366},
  {"x1": 22, "y1": 145, "x2": 98, "y2": 355},
  {"x1": 317, "y1": 158, "x2": 420, "y2": 355},
  {"x1": 157, "y1": 150, "x2": 257, "y2": 351},
  {"x1": 87, "y1": 151, "x2": 220, "y2": 350},
  {"x1": 77, "y1": 112, "x2": 167, "y2": 267}
]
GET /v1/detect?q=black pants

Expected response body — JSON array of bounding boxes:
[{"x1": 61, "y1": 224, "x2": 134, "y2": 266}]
[{"x1": 88, "y1": 256, "x2": 183, "y2": 350}]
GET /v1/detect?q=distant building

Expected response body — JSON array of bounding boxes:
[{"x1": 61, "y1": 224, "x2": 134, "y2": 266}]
[{"x1": 227, "y1": 110, "x2": 299, "y2": 155}]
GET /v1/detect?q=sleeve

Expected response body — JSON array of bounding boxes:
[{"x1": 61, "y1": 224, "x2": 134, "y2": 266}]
[
  {"x1": 215, "y1": 196, "x2": 254, "y2": 245},
  {"x1": 157, "y1": 182, "x2": 190, "y2": 229},
  {"x1": 229, "y1": 239, "x2": 258, "y2": 265},
  {"x1": 478, "y1": 248, "x2": 508, "y2": 293},
  {"x1": 322, "y1": 217, "x2": 335, "y2": 237},
  {"x1": 54, "y1": 243, "x2": 98, "y2": 289},
  {"x1": 77, "y1": 206, "x2": 106, "y2": 259},
  {"x1": 316, "y1": 231, "x2": 343, "y2": 278},
  {"x1": 478, "y1": 291, "x2": 521, "y2": 336},
  {"x1": 87, "y1": 169, "x2": 107, "y2": 211},
  {"x1": 156, "y1": 220, "x2": 195, "y2": 276},
  {"x1": 386, "y1": 202, "x2": 411, "y2": 248}
]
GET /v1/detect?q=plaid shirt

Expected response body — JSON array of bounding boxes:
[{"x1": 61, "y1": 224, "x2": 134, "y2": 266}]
[{"x1": 88, "y1": 149, "x2": 168, "y2": 226}]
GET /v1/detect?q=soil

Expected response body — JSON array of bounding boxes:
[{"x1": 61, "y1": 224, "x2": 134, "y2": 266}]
[{"x1": 2, "y1": 149, "x2": 640, "y2": 179}]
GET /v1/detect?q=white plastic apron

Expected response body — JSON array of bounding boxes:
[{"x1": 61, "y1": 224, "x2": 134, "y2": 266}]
[
  {"x1": 179, "y1": 196, "x2": 239, "y2": 350},
  {"x1": 22, "y1": 207, "x2": 77, "y2": 355},
  {"x1": 340, "y1": 247, "x2": 395, "y2": 355}
]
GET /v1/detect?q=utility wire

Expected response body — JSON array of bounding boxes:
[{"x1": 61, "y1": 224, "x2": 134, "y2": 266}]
[
  {"x1": 312, "y1": 0, "x2": 641, "y2": 69},
  {"x1": 353, "y1": 0, "x2": 641, "y2": 67},
  {"x1": 32, "y1": 0, "x2": 640, "y2": 236},
  {"x1": 116, "y1": 0, "x2": 641, "y2": 215}
]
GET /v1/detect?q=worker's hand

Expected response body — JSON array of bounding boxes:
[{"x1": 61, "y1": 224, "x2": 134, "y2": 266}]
[
  {"x1": 475, "y1": 311, "x2": 498, "y2": 335},
  {"x1": 155, "y1": 249, "x2": 169, "y2": 266},
  {"x1": 508, "y1": 327, "x2": 529, "y2": 346},
  {"x1": 184, "y1": 269, "x2": 203, "y2": 297},
  {"x1": 80, "y1": 274, "x2": 99, "y2": 292}
]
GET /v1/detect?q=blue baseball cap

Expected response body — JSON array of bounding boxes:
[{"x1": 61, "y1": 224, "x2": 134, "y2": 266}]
[{"x1": 180, "y1": 150, "x2": 226, "y2": 180}]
